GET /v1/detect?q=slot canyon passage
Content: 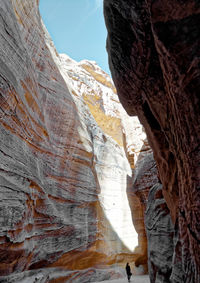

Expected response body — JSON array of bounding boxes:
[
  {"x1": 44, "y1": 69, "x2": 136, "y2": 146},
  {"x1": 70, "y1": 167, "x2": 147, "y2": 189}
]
[{"x1": 0, "y1": 1, "x2": 199, "y2": 283}]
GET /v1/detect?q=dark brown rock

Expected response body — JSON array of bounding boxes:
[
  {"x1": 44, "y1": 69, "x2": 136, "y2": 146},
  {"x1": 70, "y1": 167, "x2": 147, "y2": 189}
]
[{"x1": 104, "y1": 0, "x2": 200, "y2": 282}]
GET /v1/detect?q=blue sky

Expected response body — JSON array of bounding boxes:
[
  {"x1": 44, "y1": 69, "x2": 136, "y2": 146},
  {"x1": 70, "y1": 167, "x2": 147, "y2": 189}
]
[{"x1": 39, "y1": 0, "x2": 110, "y2": 74}]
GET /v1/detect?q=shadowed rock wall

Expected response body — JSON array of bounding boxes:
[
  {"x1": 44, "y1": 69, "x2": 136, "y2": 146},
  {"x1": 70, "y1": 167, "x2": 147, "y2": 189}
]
[
  {"x1": 145, "y1": 183, "x2": 174, "y2": 283},
  {"x1": 129, "y1": 146, "x2": 158, "y2": 272},
  {"x1": 104, "y1": 0, "x2": 200, "y2": 282},
  {"x1": 0, "y1": 0, "x2": 151, "y2": 281}
]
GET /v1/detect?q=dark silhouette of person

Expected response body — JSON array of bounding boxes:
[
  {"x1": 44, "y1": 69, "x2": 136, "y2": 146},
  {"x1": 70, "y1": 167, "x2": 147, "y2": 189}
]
[{"x1": 126, "y1": 262, "x2": 132, "y2": 282}]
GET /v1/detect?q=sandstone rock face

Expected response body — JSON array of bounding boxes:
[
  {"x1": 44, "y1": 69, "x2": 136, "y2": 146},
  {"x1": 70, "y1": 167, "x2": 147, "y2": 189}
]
[
  {"x1": 0, "y1": 0, "x2": 149, "y2": 281},
  {"x1": 145, "y1": 183, "x2": 174, "y2": 283},
  {"x1": 129, "y1": 148, "x2": 158, "y2": 271},
  {"x1": 58, "y1": 54, "x2": 152, "y2": 274},
  {"x1": 104, "y1": 0, "x2": 200, "y2": 282}
]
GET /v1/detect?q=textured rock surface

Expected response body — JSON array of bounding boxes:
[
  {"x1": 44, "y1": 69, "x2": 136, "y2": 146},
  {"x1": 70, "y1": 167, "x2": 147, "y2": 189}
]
[
  {"x1": 104, "y1": 0, "x2": 200, "y2": 282},
  {"x1": 145, "y1": 183, "x2": 174, "y2": 283},
  {"x1": 128, "y1": 147, "x2": 158, "y2": 271},
  {"x1": 58, "y1": 53, "x2": 151, "y2": 269},
  {"x1": 0, "y1": 267, "x2": 125, "y2": 283},
  {"x1": 58, "y1": 54, "x2": 145, "y2": 256},
  {"x1": 0, "y1": 0, "x2": 150, "y2": 281}
]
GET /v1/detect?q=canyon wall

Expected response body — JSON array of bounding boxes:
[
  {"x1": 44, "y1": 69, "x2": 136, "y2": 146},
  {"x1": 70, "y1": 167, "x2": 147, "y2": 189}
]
[
  {"x1": 130, "y1": 146, "x2": 158, "y2": 272},
  {"x1": 0, "y1": 0, "x2": 151, "y2": 282},
  {"x1": 145, "y1": 183, "x2": 174, "y2": 283},
  {"x1": 104, "y1": 0, "x2": 200, "y2": 282}
]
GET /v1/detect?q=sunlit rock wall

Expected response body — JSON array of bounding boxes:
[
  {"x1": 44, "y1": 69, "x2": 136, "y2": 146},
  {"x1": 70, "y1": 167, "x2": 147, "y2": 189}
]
[
  {"x1": 104, "y1": 0, "x2": 200, "y2": 282},
  {"x1": 59, "y1": 53, "x2": 150, "y2": 257},
  {"x1": 0, "y1": 0, "x2": 148, "y2": 281}
]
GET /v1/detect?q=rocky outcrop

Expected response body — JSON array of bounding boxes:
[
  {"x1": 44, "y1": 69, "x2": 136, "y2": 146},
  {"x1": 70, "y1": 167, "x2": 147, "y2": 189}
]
[
  {"x1": 104, "y1": 0, "x2": 200, "y2": 282},
  {"x1": 129, "y1": 147, "x2": 158, "y2": 272},
  {"x1": 0, "y1": 0, "x2": 150, "y2": 281},
  {"x1": 145, "y1": 183, "x2": 175, "y2": 283}
]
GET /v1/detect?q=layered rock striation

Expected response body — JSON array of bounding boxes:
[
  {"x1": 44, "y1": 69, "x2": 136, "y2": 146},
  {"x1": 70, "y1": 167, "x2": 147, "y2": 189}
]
[
  {"x1": 104, "y1": 0, "x2": 200, "y2": 282},
  {"x1": 145, "y1": 183, "x2": 174, "y2": 283},
  {"x1": 0, "y1": 0, "x2": 151, "y2": 281},
  {"x1": 129, "y1": 146, "x2": 158, "y2": 272}
]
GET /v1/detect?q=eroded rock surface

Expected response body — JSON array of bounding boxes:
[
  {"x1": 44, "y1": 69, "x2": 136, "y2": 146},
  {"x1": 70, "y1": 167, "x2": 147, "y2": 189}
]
[
  {"x1": 145, "y1": 183, "x2": 174, "y2": 283},
  {"x1": 104, "y1": 0, "x2": 200, "y2": 282},
  {"x1": 128, "y1": 147, "x2": 158, "y2": 271},
  {"x1": 0, "y1": 0, "x2": 150, "y2": 281}
]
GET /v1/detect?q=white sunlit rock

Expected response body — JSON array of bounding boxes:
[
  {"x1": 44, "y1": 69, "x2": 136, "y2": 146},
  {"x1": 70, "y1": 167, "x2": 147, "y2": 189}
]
[{"x1": 0, "y1": 1, "x2": 149, "y2": 280}]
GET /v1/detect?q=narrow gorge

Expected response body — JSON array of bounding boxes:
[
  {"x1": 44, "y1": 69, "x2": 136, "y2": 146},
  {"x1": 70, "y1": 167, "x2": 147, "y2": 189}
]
[
  {"x1": 0, "y1": 0, "x2": 199, "y2": 283},
  {"x1": 0, "y1": 1, "x2": 153, "y2": 282}
]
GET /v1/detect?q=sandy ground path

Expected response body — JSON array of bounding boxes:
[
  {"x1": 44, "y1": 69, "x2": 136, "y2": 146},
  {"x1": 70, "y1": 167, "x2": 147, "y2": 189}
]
[{"x1": 94, "y1": 275, "x2": 150, "y2": 283}]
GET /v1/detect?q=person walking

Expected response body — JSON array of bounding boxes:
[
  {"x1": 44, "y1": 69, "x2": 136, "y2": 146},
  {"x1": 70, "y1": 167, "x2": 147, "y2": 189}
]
[{"x1": 125, "y1": 262, "x2": 132, "y2": 282}]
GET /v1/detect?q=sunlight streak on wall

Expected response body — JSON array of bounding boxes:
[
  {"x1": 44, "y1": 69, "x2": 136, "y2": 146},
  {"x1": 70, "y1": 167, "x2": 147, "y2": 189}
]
[{"x1": 96, "y1": 150, "x2": 138, "y2": 252}]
